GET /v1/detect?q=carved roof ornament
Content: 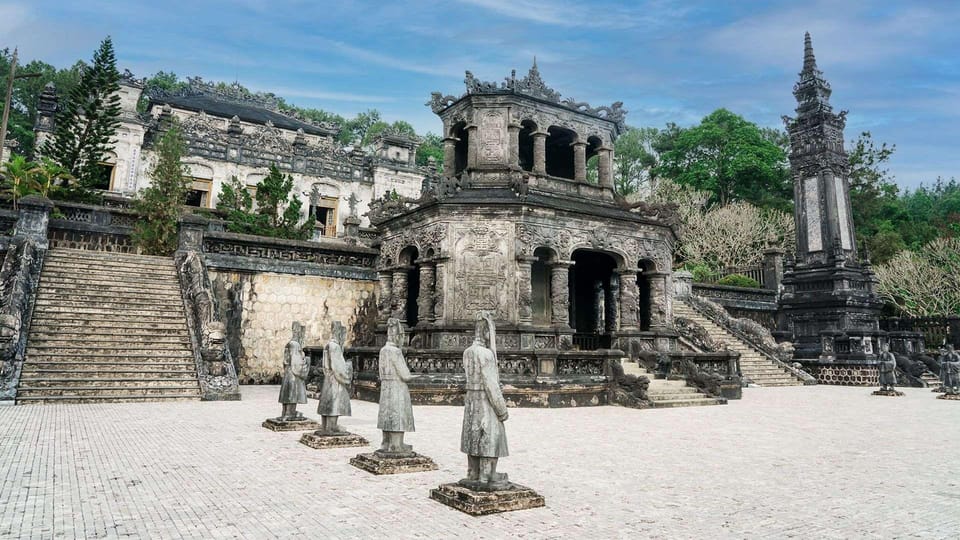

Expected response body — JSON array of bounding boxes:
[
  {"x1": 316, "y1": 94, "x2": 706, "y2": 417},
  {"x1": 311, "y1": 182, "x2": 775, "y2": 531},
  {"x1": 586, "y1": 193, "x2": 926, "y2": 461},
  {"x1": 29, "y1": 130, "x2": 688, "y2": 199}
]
[
  {"x1": 792, "y1": 33, "x2": 835, "y2": 117},
  {"x1": 428, "y1": 60, "x2": 627, "y2": 131}
]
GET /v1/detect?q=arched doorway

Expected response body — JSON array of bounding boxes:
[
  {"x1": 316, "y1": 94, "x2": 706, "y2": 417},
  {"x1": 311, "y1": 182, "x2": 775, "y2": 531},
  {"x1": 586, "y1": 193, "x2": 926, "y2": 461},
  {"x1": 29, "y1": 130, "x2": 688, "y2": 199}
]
[
  {"x1": 637, "y1": 260, "x2": 656, "y2": 331},
  {"x1": 545, "y1": 126, "x2": 577, "y2": 179},
  {"x1": 531, "y1": 247, "x2": 555, "y2": 325},
  {"x1": 451, "y1": 121, "x2": 469, "y2": 176},
  {"x1": 399, "y1": 246, "x2": 420, "y2": 326},
  {"x1": 571, "y1": 249, "x2": 620, "y2": 349}
]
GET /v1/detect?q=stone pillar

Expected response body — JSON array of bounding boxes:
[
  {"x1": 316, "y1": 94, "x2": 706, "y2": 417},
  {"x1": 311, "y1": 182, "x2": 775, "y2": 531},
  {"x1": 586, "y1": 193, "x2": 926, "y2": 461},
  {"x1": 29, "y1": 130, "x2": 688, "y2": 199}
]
[
  {"x1": 592, "y1": 279, "x2": 605, "y2": 333},
  {"x1": 377, "y1": 271, "x2": 393, "y2": 323},
  {"x1": 550, "y1": 261, "x2": 572, "y2": 327},
  {"x1": 673, "y1": 270, "x2": 693, "y2": 299},
  {"x1": 442, "y1": 136, "x2": 457, "y2": 175},
  {"x1": 466, "y1": 125, "x2": 479, "y2": 169},
  {"x1": 392, "y1": 268, "x2": 409, "y2": 323},
  {"x1": 516, "y1": 255, "x2": 536, "y2": 326},
  {"x1": 618, "y1": 269, "x2": 639, "y2": 330},
  {"x1": 605, "y1": 274, "x2": 620, "y2": 333},
  {"x1": 648, "y1": 272, "x2": 668, "y2": 328},
  {"x1": 598, "y1": 147, "x2": 614, "y2": 189},
  {"x1": 14, "y1": 196, "x2": 53, "y2": 248},
  {"x1": 508, "y1": 122, "x2": 521, "y2": 170},
  {"x1": 417, "y1": 262, "x2": 435, "y2": 324},
  {"x1": 572, "y1": 141, "x2": 588, "y2": 182},
  {"x1": 433, "y1": 258, "x2": 448, "y2": 324},
  {"x1": 762, "y1": 248, "x2": 785, "y2": 292},
  {"x1": 532, "y1": 132, "x2": 548, "y2": 176}
]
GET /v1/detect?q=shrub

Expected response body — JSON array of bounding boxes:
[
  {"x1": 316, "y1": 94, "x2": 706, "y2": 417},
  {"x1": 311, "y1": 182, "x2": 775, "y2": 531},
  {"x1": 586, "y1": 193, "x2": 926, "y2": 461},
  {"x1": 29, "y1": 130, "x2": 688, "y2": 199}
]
[{"x1": 716, "y1": 273, "x2": 761, "y2": 288}]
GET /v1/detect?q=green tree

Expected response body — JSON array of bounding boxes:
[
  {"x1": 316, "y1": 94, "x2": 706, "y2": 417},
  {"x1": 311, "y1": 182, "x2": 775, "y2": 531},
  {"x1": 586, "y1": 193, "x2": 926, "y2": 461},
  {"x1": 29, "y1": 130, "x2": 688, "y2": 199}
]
[
  {"x1": 218, "y1": 165, "x2": 314, "y2": 240},
  {"x1": 41, "y1": 37, "x2": 122, "y2": 189},
  {"x1": 132, "y1": 126, "x2": 190, "y2": 255},
  {"x1": 217, "y1": 175, "x2": 253, "y2": 214},
  {"x1": 0, "y1": 155, "x2": 40, "y2": 207},
  {"x1": 655, "y1": 109, "x2": 791, "y2": 210},
  {"x1": 416, "y1": 132, "x2": 443, "y2": 170},
  {"x1": 612, "y1": 126, "x2": 662, "y2": 195}
]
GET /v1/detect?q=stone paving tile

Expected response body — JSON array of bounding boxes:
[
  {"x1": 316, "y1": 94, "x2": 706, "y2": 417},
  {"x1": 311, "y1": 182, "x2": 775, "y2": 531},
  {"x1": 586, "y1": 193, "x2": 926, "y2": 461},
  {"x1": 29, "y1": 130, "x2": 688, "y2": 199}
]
[{"x1": 1, "y1": 385, "x2": 959, "y2": 539}]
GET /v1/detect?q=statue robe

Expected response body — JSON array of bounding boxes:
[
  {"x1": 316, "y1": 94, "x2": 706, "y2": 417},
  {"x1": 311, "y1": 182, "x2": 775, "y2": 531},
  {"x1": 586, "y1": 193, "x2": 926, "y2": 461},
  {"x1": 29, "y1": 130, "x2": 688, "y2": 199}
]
[
  {"x1": 460, "y1": 340, "x2": 508, "y2": 458},
  {"x1": 318, "y1": 339, "x2": 352, "y2": 416},
  {"x1": 377, "y1": 342, "x2": 415, "y2": 432},
  {"x1": 278, "y1": 339, "x2": 308, "y2": 404},
  {"x1": 878, "y1": 351, "x2": 897, "y2": 386}
]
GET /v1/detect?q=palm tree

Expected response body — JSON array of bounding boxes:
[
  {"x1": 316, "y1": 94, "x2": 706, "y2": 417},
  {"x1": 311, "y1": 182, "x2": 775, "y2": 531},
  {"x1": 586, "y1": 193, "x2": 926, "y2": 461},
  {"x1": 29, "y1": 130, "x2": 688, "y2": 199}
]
[
  {"x1": 32, "y1": 157, "x2": 74, "y2": 198},
  {"x1": 0, "y1": 155, "x2": 40, "y2": 208}
]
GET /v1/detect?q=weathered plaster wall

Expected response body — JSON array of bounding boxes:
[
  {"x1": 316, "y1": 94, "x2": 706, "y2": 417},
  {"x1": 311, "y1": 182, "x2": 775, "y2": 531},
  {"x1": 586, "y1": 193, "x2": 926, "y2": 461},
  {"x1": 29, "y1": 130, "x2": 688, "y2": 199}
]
[{"x1": 209, "y1": 270, "x2": 376, "y2": 383}]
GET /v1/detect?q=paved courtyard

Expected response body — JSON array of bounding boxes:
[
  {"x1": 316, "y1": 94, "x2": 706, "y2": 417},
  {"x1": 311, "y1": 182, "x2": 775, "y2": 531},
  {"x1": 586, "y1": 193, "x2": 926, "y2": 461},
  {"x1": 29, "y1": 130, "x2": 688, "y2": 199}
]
[{"x1": 1, "y1": 385, "x2": 958, "y2": 539}]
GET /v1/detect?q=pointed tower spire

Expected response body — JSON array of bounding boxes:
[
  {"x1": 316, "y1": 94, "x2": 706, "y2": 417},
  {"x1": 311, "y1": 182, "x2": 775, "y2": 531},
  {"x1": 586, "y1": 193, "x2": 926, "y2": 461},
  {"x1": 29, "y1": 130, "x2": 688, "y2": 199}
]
[
  {"x1": 793, "y1": 32, "x2": 832, "y2": 115},
  {"x1": 803, "y1": 32, "x2": 818, "y2": 74}
]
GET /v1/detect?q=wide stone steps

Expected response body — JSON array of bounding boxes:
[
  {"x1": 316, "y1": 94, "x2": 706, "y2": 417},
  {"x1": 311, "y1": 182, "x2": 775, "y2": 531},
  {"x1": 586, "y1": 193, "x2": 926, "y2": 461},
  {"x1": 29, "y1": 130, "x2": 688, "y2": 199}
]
[
  {"x1": 621, "y1": 360, "x2": 725, "y2": 408},
  {"x1": 674, "y1": 300, "x2": 804, "y2": 387},
  {"x1": 19, "y1": 248, "x2": 200, "y2": 404}
]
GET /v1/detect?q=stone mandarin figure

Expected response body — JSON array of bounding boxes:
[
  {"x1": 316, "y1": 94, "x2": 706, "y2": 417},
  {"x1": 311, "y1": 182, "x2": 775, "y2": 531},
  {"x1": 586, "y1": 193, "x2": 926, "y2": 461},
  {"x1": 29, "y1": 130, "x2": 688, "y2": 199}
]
[
  {"x1": 459, "y1": 311, "x2": 511, "y2": 491},
  {"x1": 318, "y1": 321, "x2": 352, "y2": 433},
  {"x1": 278, "y1": 322, "x2": 309, "y2": 420},
  {"x1": 877, "y1": 344, "x2": 897, "y2": 392},
  {"x1": 943, "y1": 345, "x2": 960, "y2": 396},
  {"x1": 377, "y1": 318, "x2": 416, "y2": 455}
]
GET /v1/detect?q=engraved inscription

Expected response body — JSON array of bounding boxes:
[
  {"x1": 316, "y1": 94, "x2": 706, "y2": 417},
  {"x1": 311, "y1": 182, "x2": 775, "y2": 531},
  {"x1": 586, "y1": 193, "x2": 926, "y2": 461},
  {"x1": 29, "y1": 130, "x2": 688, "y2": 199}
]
[
  {"x1": 804, "y1": 177, "x2": 822, "y2": 252},
  {"x1": 478, "y1": 110, "x2": 505, "y2": 164},
  {"x1": 834, "y1": 175, "x2": 852, "y2": 250}
]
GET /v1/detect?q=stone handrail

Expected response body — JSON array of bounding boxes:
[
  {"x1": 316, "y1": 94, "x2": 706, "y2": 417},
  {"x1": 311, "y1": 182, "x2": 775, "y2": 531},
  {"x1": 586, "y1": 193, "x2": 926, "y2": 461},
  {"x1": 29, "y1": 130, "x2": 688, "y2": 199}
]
[
  {"x1": 0, "y1": 238, "x2": 45, "y2": 402},
  {"x1": 683, "y1": 294, "x2": 817, "y2": 385}
]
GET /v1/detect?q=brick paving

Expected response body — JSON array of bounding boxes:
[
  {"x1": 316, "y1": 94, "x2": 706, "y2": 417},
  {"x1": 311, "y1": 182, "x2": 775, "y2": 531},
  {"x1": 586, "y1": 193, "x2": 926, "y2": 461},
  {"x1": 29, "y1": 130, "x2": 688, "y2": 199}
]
[{"x1": 1, "y1": 385, "x2": 958, "y2": 539}]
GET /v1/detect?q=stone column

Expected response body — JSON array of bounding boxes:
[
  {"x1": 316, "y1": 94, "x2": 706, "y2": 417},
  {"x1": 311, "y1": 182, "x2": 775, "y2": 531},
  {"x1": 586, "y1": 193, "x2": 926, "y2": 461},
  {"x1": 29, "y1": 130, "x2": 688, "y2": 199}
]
[
  {"x1": 516, "y1": 255, "x2": 536, "y2": 326},
  {"x1": 466, "y1": 125, "x2": 479, "y2": 169},
  {"x1": 532, "y1": 132, "x2": 548, "y2": 176},
  {"x1": 392, "y1": 267, "x2": 409, "y2": 323},
  {"x1": 14, "y1": 196, "x2": 53, "y2": 248},
  {"x1": 377, "y1": 271, "x2": 393, "y2": 323},
  {"x1": 605, "y1": 274, "x2": 620, "y2": 333},
  {"x1": 508, "y1": 122, "x2": 521, "y2": 170},
  {"x1": 433, "y1": 258, "x2": 447, "y2": 324},
  {"x1": 550, "y1": 261, "x2": 573, "y2": 327},
  {"x1": 598, "y1": 146, "x2": 614, "y2": 189},
  {"x1": 648, "y1": 272, "x2": 667, "y2": 328},
  {"x1": 762, "y1": 248, "x2": 785, "y2": 292},
  {"x1": 417, "y1": 262, "x2": 436, "y2": 324},
  {"x1": 442, "y1": 136, "x2": 457, "y2": 175},
  {"x1": 592, "y1": 280, "x2": 605, "y2": 333},
  {"x1": 618, "y1": 268, "x2": 639, "y2": 330},
  {"x1": 572, "y1": 141, "x2": 588, "y2": 182}
]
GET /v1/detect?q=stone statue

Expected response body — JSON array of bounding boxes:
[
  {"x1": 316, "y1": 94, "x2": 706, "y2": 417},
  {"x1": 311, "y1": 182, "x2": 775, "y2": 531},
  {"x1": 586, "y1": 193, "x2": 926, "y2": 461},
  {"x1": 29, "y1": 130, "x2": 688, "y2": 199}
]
[
  {"x1": 655, "y1": 351, "x2": 673, "y2": 379},
  {"x1": 278, "y1": 322, "x2": 309, "y2": 420},
  {"x1": 459, "y1": 311, "x2": 511, "y2": 491},
  {"x1": 873, "y1": 344, "x2": 901, "y2": 396},
  {"x1": 318, "y1": 321, "x2": 352, "y2": 433},
  {"x1": 942, "y1": 345, "x2": 960, "y2": 396},
  {"x1": 376, "y1": 318, "x2": 416, "y2": 455}
]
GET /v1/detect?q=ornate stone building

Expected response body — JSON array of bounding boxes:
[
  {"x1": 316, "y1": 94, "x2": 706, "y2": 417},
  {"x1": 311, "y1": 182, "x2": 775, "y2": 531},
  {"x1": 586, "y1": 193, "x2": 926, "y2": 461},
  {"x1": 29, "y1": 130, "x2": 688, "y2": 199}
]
[
  {"x1": 34, "y1": 73, "x2": 427, "y2": 238},
  {"x1": 780, "y1": 34, "x2": 885, "y2": 385},
  {"x1": 352, "y1": 64, "x2": 679, "y2": 406}
]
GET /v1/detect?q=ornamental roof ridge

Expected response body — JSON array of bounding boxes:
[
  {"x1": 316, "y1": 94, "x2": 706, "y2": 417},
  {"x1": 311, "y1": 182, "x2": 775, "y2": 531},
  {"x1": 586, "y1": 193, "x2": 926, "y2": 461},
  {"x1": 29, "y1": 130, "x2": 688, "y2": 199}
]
[{"x1": 427, "y1": 61, "x2": 627, "y2": 130}]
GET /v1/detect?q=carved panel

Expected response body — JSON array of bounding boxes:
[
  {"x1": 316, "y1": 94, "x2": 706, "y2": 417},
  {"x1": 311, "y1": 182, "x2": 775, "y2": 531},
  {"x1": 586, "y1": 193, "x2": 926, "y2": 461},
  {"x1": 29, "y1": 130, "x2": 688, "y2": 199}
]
[
  {"x1": 478, "y1": 110, "x2": 506, "y2": 164},
  {"x1": 803, "y1": 177, "x2": 822, "y2": 252},
  {"x1": 453, "y1": 224, "x2": 511, "y2": 321}
]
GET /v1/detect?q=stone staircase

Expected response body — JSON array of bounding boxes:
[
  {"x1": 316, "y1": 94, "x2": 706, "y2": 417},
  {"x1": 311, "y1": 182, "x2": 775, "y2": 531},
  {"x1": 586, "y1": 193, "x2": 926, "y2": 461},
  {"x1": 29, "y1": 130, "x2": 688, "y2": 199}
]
[
  {"x1": 674, "y1": 300, "x2": 804, "y2": 387},
  {"x1": 620, "y1": 360, "x2": 725, "y2": 408},
  {"x1": 17, "y1": 248, "x2": 201, "y2": 404},
  {"x1": 919, "y1": 371, "x2": 941, "y2": 389}
]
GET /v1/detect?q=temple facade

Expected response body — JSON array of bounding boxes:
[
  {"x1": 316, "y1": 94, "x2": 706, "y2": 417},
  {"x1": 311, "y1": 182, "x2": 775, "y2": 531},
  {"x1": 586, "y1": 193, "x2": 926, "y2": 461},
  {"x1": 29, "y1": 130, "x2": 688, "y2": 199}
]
[
  {"x1": 779, "y1": 34, "x2": 885, "y2": 385},
  {"x1": 34, "y1": 74, "x2": 427, "y2": 238}
]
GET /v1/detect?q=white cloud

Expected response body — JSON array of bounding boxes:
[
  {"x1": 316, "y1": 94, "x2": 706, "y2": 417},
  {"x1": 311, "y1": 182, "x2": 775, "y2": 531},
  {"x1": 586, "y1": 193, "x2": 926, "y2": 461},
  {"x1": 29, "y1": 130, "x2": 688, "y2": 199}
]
[
  {"x1": 0, "y1": 3, "x2": 30, "y2": 35},
  {"x1": 454, "y1": 0, "x2": 685, "y2": 30}
]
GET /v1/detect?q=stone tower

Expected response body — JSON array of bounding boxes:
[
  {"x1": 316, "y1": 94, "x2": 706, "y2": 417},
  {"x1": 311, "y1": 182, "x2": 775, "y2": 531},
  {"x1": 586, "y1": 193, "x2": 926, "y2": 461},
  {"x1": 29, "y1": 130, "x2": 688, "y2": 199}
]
[
  {"x1": 779, "y1": 33, "x2": 884, "y2": 385},
  {"x1": 33, "y1": 82, "x2": 58, "y2": 153}
]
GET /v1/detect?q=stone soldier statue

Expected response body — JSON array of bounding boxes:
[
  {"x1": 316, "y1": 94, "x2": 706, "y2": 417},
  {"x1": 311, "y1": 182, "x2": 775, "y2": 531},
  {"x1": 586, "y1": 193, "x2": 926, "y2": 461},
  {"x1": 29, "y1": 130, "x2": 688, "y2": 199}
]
[
  {"x1": 944, "y1": 345, "x2": 960, "y2": 395},
  {"x1": 877, "y1": 344, "x2": 898, "y2": 392},
  {"x1": 318, "y1": 321, "x2": 352, "y2": 433},
  {"x1": 376, "y1": 318, "x2": 416, "y2": 456},
  {"x1": 278, "y1": 322, "x2": 309, "y2": 420},
  {"x1": 459, "y1": 311, "x2": 511, "y2": 491}
]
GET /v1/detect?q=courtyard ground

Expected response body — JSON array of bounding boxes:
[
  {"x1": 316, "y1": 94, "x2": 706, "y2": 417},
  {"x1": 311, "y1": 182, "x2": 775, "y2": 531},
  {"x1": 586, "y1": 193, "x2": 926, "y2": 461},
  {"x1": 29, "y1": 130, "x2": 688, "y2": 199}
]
[{"x1": 1, "y1": 385, "x2": 958, "y2": 539}]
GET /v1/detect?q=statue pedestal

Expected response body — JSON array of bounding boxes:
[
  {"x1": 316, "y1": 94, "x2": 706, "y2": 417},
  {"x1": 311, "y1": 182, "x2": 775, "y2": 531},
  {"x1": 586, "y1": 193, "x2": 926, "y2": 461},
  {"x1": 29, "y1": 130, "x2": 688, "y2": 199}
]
[
  {"x1": 429, "y1": 482, "x2": 545, "y2": 516},
  {"x1": 871, "y1": 389, "x2": 904, "y2": 397},
  {"x1": 262, "y1": 417, "x2": 320, "y2": 432},
  {"x1": 931, "y1": 386, "x2": 945, "y2": 393},
  {"x1": 299, "y1": 430, "x2": 369, "y2": 449},
  {"x1": 350, "y1": 451, "x2": 438, "y2": 475},
  {"x1": 936, "y1": 393, "x2": 960, "y2": 400}
]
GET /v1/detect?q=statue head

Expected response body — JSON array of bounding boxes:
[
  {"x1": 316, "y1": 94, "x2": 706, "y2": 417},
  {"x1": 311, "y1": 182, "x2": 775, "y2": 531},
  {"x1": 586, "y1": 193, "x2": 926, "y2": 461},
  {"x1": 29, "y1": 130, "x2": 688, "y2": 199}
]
[
  {"x1": 386, "y1": 318, "x2": 404, "y2": 347},
  {"x1": 473, "y1": 310, "x2": 495, "y2": 348},
  {"x1": 291, "y1": 321, "x2": 305, "y2": 344},
  {"x1": 330, "y1": 321, "x2": 347, "y2": 346}
]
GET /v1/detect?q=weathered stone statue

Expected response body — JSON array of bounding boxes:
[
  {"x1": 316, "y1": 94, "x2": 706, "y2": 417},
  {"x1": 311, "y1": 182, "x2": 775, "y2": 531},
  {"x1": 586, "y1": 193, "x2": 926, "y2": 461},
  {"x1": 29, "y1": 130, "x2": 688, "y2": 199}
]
[
  {"x1": 872, "y1": 344, "x2": 903, "y2": 397},
  {"x1": 430, "y1": 311, "x2": 544, "y2": 515},
  {"x1": 263, "y1": 322, "x2": 319, "y2": 431},
  {"x1": 655, "y1": 351, "x2": 673, "y2": 379},
  {"x1": 300, "y1": 321, "x2": 369, "y2": 448},
  {"x1": 939, "y1": 345, "x2": 960, "y2": 400},
  {"x1": 350, "y1": 318, "x2": 438, "y2": 474}
]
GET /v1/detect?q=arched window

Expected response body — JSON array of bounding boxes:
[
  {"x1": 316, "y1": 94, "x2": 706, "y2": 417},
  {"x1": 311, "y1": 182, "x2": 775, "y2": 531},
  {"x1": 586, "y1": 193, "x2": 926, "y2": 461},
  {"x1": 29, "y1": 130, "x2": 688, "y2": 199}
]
[
  {"x1": 518, "y1": 120, "x2": 537, "y2": 172},
  {"x1": 545, "y1": 126, "x2": 577, "y2": 180},
  {"x1": 451, "y1": 121, "x2": 469, "y2": 175}
]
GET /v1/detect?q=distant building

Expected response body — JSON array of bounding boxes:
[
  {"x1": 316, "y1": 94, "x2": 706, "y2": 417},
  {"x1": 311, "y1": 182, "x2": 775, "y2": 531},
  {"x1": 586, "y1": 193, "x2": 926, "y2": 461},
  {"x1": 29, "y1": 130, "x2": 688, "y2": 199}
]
[{"x1": 34, "y1": 73, "x2": 428, "y2": 238}]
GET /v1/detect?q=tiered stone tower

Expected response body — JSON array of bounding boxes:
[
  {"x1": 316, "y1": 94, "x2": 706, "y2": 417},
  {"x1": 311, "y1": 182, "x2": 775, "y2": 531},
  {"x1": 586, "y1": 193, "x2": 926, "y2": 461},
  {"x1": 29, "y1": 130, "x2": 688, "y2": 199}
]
[
  {"x1": 354, "y1": 63, "x2": 681, "y2": 406},
  {"x1": 779, "y1": 34, "x2": 884, "y2": 385}
]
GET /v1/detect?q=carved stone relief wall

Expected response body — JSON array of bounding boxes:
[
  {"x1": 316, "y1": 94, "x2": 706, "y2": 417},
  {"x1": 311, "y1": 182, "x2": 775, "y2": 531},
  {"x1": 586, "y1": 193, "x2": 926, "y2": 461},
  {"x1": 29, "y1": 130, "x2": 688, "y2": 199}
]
[{"x1": 451, "y1": 222, "x2": 513, "y2": 322}]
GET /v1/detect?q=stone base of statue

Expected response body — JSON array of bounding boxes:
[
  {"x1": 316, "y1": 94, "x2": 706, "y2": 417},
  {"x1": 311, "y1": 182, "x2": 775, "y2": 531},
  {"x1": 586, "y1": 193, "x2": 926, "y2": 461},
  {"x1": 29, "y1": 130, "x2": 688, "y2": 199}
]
[
  {"x1": 299, "y1": 429, "x2": 369, "y2": 449},
  {"x1": 931, "y1": 386, "x2": 945, "y2": 393},
  {"x1": 262, "y1": 416, "x2": 320, "y2": 431},
  {"x1": 936, "y1": 393, "x2": 960, "y2": 400},
  {"x1": 871, "y1": 389, "x2": 904, "y2": 397},
  {"x1": 430, "y1": 482, "x2": 545, "y2": 516},
  {"x1": 350, "y1": 450, "x2": 439, "y2": 475}
]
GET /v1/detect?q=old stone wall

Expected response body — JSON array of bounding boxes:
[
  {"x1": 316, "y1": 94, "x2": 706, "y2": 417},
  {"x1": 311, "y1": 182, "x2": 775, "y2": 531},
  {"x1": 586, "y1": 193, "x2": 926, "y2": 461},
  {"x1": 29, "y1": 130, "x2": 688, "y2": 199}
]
[{"x1": 209, "y1": 270, "x2": 376, "y2": 384}]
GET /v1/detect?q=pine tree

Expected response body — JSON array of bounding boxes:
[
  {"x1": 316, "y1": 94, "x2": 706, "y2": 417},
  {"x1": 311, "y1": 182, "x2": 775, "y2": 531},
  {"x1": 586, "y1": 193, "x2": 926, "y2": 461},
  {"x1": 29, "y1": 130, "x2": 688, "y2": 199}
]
[
  {"x1": 41, "y1": 37, "x2": 121, "y2": 189},
  {"x1": 132, "y1": 126, "x2": 189, "y2": 255},
  {"x1": 254, "y1": 164, "x2": 314, "y2": 239}
]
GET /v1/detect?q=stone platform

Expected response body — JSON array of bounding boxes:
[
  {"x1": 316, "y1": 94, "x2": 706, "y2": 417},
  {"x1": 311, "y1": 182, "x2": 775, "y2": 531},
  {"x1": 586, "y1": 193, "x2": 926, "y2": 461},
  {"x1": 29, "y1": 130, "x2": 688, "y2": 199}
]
[
  {"x1": 871, "y1": 389, "x2": 904, "y2": 397},
  {"x1": 430, "y1": 482, "x2": 545, "y2": 516},
  {"x1": 299, "y1": 430, "x2": 369, "y2": 449},
  {"x1": 261, "y1": 417, "x2": 320, "y2": 431},
  {"x1": 937, "y1": 393, "x2": 960, "y2": 400},
  {"x1": 350, "y1": 451, "x2": 438, "y2": 475}
]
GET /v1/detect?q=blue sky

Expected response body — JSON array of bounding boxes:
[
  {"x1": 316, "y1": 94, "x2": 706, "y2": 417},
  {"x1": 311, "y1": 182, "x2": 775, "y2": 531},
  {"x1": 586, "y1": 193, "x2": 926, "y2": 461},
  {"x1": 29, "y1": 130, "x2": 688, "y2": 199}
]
[{"x1": 3, "y1": 0, "x2": 958, "y2": 190}]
